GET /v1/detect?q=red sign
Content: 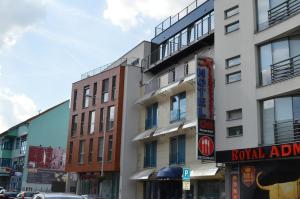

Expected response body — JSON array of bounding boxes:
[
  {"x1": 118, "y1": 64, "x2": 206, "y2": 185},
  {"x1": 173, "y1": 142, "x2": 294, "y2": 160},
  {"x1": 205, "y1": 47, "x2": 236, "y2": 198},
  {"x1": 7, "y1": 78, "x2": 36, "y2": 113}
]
[
  {"x1": 198, "y1": 136, "x2": 214, "y2": 156},
  {"x1": 216, "y1": 142, "x2": 300, "y2": 163}
]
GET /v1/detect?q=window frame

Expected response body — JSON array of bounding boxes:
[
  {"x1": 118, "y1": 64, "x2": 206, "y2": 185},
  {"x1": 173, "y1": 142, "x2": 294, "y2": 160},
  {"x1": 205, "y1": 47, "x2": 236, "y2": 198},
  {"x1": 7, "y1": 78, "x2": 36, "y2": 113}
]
[
  {"x1": 88, "y1": 139, "x2": 93, "y2": 163},
  {"x1": 97, "y1": 137, "x2": 104, "y2": 162},
  {"x1": 225, "y1": 21, "x2": 240, "y2": 34},
  {"x1": 106, "y1": 106, "x2": 115, "y2": 131},
  {"x1": 169, "y1": 135, "x2": 185, "y2": 165},
  {"x1": 107, "y1": 135, "x2": 113, "y2": 161},
  {"x1": 226, "y1": 55, "x2": 241, "y2": 68},
  {"x1": 144, "y1": 141, "x2": 157, "y2": 168},
  {"x1": 227, "y1": 108, "x2": 242, "y2": 121},
  {"x1": 227, "y1": 126, "x2": 243, "y2": 137},
  {"x1": 78, "y1": 140, "x2": 85, "y2": 164},
  {"x1": 82, "y1": 86, "x2": 90, "y2": 108},
  {"x1": 224, "y1": 5, "x2": 239, "y2": 19},
  {"x1": 170, "y1": 92, "x2": 186, "y2": 123},
  {"x1": 101, "y1": 78, "x2": 109, "y2": 103},
  {"x1": 226, "y1": 71, "x2": 241, "y2": 84}
]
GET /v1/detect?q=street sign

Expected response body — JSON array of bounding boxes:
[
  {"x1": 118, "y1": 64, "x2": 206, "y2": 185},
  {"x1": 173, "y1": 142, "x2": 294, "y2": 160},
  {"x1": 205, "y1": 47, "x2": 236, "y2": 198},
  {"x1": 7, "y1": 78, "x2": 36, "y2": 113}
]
[
  {"x1": 182, "y1": 168, "x2": 190, "y2": 181},
  {"x1": 182, "y1": 181, "x2": 190, "y2": 190}
]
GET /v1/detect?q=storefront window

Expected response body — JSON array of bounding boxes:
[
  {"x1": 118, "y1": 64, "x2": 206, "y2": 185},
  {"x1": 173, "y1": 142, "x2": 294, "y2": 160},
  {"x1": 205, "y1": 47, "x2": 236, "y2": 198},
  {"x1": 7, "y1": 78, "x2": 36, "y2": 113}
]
[{"x1": 198, "y1": 180, "x2": 225, "y2": 199}]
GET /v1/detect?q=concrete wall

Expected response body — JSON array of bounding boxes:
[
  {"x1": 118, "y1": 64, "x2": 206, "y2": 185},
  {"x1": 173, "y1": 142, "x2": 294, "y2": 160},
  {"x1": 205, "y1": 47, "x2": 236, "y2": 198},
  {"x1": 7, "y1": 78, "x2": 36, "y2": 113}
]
[{"x1": 21, "y1": 100, "x2": 70, "y2": 191}]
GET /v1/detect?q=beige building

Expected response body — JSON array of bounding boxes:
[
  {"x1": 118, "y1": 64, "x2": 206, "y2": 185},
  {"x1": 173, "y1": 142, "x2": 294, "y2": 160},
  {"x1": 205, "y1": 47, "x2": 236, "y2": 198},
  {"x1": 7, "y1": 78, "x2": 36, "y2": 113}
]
[
  {"x1": 214, "y1": 0, "x2": 300, "y2": 198},
  {"x1": 129, "y1": 0, "x2": 225, "y2": 198}
]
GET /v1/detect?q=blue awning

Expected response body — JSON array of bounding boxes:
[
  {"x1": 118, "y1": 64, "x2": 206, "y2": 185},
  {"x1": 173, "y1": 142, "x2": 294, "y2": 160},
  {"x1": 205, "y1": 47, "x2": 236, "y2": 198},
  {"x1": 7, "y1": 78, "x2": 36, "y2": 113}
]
[{"x1": 157, "y1": 166, "x2": 182, "y2": 179}]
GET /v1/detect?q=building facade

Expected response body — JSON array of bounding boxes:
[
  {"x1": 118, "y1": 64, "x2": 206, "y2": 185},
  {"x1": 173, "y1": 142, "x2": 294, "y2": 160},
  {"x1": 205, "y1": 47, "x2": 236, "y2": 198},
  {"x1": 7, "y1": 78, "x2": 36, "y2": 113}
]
[
  {"x1": 65, "y1": 41, "x2": 150, "y2": 199},
  {"x1": 214, "y1": 0, "x2": 300, "y2": 198},
  {"x1": 0, "y1": 100, "x2": 69, "y2": 192},
  {"x1": 130, "y1": 0, "x2": 225, "y2": 198}
]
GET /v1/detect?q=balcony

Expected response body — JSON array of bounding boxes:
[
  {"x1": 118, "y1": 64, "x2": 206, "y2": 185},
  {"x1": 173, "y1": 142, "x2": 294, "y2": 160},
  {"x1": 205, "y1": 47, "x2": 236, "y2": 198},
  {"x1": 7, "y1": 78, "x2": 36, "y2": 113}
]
[
  {"x1": 268, "y1": 0, "x2": 300, "y2": 26},
  {"x1": 273, "y1": 120, "x2": 300, "y2": 144},
  {"x1": 271, "y1": 54, "x2": 300, "y2": 83},
  {"x1": 143, "y1": 11, "x2": 214, "y2": 73}
]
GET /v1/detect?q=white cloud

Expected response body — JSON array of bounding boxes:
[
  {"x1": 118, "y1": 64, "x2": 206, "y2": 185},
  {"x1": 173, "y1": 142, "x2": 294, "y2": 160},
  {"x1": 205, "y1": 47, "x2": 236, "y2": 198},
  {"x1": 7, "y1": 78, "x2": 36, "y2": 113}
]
[
  {"x1": 103, "y1": 0, "x2": 196, "y2": 31},
  {"x1": 0, "y1": 88, "x2": 37, "y2": 133},
  {"x1": 0, "y1": 0, "x2": 46, "y2": 49}
]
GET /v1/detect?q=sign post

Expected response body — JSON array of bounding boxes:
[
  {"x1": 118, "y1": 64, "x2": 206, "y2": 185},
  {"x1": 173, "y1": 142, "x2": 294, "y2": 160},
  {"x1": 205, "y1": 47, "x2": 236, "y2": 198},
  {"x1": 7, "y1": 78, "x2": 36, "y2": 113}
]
[{"x1": 182, "y1": 168, "x2": 191, "y2": 191}]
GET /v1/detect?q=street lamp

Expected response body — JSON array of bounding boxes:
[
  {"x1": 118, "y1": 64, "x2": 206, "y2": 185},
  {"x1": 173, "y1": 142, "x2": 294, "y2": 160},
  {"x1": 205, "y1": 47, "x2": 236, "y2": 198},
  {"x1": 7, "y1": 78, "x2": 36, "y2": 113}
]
[{"x1": 86, "y1": 94, "x2": 106, "y2": 197}]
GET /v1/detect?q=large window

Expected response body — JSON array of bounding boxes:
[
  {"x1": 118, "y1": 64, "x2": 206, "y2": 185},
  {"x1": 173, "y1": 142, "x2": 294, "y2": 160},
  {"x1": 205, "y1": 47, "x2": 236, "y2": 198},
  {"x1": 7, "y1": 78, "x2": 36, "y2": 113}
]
[
  {"x1": 144, "y1": 141, "x2": 157, "y2": 168},
  {"x1": 259, "y1": 36, "x2": 300, "y2": 85},
  {"x1": 108, "y1": 135, "x2": 113, "y2": 161},
  {"x1": 15, "y1": 138, "x2": 20, "y2": 149},
  {"x1": 169, "y1": 135, "x2": 185, "y2": 165},
  {"x1": 97, "y1": 137, "x2": 104, "y2": 162},
  {"x1": 88, "y1": 111, "x2": 95, "y2": 134},
  {"x1": 92, "y1": 82, "x2": 97, "y2": 106},
  {"x1": 68, "y1": 142, "x2": 73, "y2": 164},
  {"x1": 71, "y1": 115, "x2": 78, "y2": 137},
  {"x1": 198, "y1": 181, "x2": 225, "y2": 199},
  {"x1": 78, "y1": 140, "x2": 85, "y2": 164},
  {"x1": 145, "y1": 103, "x2": 158, "y2": 130},
  {"x1": 83, "y1": 86, "x2": 90, "y2": 108},
  {"x1": 20, "y1": 136, "x2": 27, "y2": 155},
  {"x1": 73, "y1": 89, "x2": 77, "y2": 111},
  {"x1": 106, "y1": 106, "x2": 115, "y2": 131},
  {"x1": 80, "y1": 113, "x2": 85, "y2": 136},
  {"x1": 102, "y1": 78, "x2": 109, "y2": 103},
  {"x1": 262, "y1": 96, "x2": 300, "y2": 145},
  {"x1": 112, "y1": 76, "x2": 116, "y2": 101},
  {"x1": 1, "y1": 139, "x2": 13, "y2": 150},
  {"x1": 88, "y1": 139, "x2": 93, "y2": 163},
  {"x1": 170, "y1": 92, "x2": 186, "y2": 122}
]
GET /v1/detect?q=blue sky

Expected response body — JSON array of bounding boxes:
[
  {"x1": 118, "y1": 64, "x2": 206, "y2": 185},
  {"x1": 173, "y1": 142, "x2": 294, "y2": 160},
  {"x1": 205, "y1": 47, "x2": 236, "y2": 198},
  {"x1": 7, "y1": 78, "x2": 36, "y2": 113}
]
[{"x1": 0, "y1": 0, "x2": 193, "y2": 132}]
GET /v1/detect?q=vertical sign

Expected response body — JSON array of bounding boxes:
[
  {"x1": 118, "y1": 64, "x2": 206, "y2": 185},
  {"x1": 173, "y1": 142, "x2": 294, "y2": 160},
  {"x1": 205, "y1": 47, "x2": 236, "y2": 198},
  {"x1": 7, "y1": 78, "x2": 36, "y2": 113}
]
[
  {"x1": 182, "y1": 168, "x2": 191, "y2": 191},
  {"x1": 196, "y1": 57, "x2": 215, "y2": 160},
  {"x1": 231, "y1": 174, "x2": 239, "y2": 199}
]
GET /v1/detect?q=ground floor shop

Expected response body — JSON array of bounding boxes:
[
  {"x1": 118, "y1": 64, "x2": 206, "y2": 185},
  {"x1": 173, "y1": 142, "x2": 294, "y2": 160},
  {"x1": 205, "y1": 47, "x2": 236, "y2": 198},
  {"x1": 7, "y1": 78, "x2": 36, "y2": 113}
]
[
  {"x1": 133, "y1": 166, "x2": 225, "y2": 199},
  {"x1": 76, "y1": 172, "x2": 119, "y2": 199},
  {"x1": 216, "y1": 142, "x2": 300, "y2": 199}
]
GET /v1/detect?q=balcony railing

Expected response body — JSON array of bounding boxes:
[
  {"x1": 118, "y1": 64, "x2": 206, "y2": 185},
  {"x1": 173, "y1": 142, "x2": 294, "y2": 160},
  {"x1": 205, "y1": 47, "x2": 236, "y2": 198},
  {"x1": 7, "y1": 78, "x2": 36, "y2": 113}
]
[
  {"x1": 274, "y1": 120, "x2": 300, "y2": 144},
  {"x1": 155, "y1": 0, "x2": 207, "y2": 36},
  {"x1": 144, "y1": 78, "x2": 160, "y2": 94},
  {"x1": 268, "y1": 0, "x2": 300, "y2": 26},
  {"x1": 271, "y1": 54, "x2": 300, "y2": 83},
  {"x1": 143, "y1": 12, "x2": 214, "y2": 71}
]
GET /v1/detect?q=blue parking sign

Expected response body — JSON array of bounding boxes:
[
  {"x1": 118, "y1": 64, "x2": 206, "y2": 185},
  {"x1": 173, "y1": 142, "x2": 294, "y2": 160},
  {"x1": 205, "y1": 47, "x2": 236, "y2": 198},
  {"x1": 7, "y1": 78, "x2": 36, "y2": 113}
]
[{"x1": 182, "y1": 168, "x2": 190, "y2": 181}]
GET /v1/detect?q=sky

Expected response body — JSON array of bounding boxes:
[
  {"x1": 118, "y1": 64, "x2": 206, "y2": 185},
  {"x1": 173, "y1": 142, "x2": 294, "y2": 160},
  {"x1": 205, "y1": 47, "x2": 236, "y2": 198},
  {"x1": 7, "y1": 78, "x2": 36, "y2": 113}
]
[{"x1": 0, "y1": 0, "x2": 195, "y2": 132}]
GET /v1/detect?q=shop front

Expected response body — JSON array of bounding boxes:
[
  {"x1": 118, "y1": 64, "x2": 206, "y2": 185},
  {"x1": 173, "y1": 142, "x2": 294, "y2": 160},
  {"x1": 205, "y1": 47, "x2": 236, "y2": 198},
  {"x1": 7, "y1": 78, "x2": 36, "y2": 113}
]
[
  {"x1": 216, "y1": 142, "x2": 300, "y2": 199},
  {"x1": 132, "y1": 164, "x2": 225, "y2": 199}
]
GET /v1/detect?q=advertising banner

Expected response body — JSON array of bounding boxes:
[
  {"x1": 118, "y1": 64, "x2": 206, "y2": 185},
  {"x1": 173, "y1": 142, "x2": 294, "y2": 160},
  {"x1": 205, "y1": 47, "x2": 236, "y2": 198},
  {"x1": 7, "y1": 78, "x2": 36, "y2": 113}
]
[
  {"x1": 196, "y1": 57, "x2": 215, "y2": 160},
  {"x1": 237, "y1": 160, "x2": 300, "y2": 199}
]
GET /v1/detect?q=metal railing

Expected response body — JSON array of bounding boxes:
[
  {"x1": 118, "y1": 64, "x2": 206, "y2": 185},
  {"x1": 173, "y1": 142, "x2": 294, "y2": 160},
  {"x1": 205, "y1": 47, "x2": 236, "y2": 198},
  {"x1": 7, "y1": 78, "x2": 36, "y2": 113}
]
[
  {"x1": 271, "y1": 54, "x2": 300, "y2": 83},
  {"x1": 155, "y1": 0, "x2": 208, "y2": 36},
  {"x1": 274, "y1": 120, "x2": 300, "y2": 144},
  {"x1": 81, "y1": 63, "x2": 111, "y2": 80},
  {"x1": 144, "y1": 77, "x2": 160, "y2": 94},
  {"x1": 143, "y1": 12, "x2": 214, "y2": 71},
  {"x1": 268, "y1": 0, "x2": 300, "y2": 26}
]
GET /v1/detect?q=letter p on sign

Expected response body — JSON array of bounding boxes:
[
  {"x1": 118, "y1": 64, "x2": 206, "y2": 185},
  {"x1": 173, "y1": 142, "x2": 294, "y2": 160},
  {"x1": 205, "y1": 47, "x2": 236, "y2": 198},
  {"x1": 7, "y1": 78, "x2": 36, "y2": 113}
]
[{"x1": 182, "y1": 168, "x2": 190, "y2": 181}]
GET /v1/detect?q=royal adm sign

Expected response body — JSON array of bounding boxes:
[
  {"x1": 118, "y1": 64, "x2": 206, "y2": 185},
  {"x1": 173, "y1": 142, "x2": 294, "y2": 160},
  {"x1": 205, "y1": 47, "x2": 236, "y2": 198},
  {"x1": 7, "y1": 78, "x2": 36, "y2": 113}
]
[{"x1": 196, "y1": 57, "x2": 215, "y2": 160}]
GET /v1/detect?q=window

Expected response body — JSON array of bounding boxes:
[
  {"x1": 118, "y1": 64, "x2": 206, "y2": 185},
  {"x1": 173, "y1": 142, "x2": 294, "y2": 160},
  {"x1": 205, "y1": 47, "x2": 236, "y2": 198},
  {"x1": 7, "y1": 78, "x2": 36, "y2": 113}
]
[
  {"x1": 71, "y1": 115, "x2": 78, "y2": 137},
  {"x1": 170, "y1": 92, "x2": 186, "y2": 122},
  {"x1": 2, "y1": 139, "x2": 13, "y2": 150},
  {"x1": 226, "y1": 55, "x2": 241, "y2": 68},
  {"x1": 144, "y1": 141, "x2": 157, "y2": 168},
  {"x1": 20, "y1": 136, "x2": 27, "y2": 155},
  {"x1": 225, "y1": 5, "x2": 239, "y2": 18},
  {"x1": 181, "y1": 29, "x2": 188, "y2": 47},
  {"x1": 228, "y1": 126, "x2": 243, "y2": 137},
  {"x1": 0, "y1": 158, "x2": 11, "y2": 167},
  {"x1": 78, "y1": 140, "x2": 85, "y2": 164},
  {"x1": 92, "y1": 82, "x2": 97, "y2": 106},
  {"x1": 99, "y1": 108, "x2": 104, "y2": 132},
  {"x1": 227, "y1": 109, "x2": 242, "y2": 121},
  {"x1": 145, "y1": 103, "x2": 158, "y2": 130},
  {"x1": 88, "y1": 139, "x2": 93, "y2": 163},
  {"x1": 15, "y1": 138, "x2": 20, "y2": 149},
  {"x1": 80, "y1": 113, "x2": 85, "y2": 136},
  {"x1": 88, "y1": 111, "x2": 95, "y2": 134},
  {"x1": 73, "y1": 89, "x2": 77, "y2": 111},
  {"x1": 226, "y1": 71, "x2": 241, "y2": 83},
  {"x1": 83, "y1": 86, "x2": 90, "y2": 108},
  {"x1": 188, "y1": 26, "x2": 195, "y2": 43},
  {"x1": 106, "y1": 106, "x2": 115, "y2": 131},
  {"x1": 68, "y1": 142, "x2": 73, "y2": 164},
  {"x1": 259, "y1": 36, "x2": 300, "y2": 85},
  {"x1": 97, "y1": 137, "x2": 104, "y2": 162},
  {"x1": 184, "y1": 62, "x2": 189, "y2": 76},
  {"x1": 225, "y1": 21, "x2": 239, "y2": 34},
  {"x1": 107, "y1": 135, "x2": 113, "y2": 161},
  {"x1": 169, "y1": 135, "x2": 185, "y2": 165},
  {"x1": 102, "y1": 79, "x2": 109, "y2": 103},
  {"x1": 112, "y1": 76, "x2": 116, "y2": 100},
  {"x1": 168, "y1": 68, "x2": 176, "y2": 83}
]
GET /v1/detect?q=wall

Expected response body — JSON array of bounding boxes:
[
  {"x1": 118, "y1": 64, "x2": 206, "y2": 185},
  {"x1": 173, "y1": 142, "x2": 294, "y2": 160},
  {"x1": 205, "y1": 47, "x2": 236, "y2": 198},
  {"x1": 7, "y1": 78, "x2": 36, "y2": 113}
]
[{"x1": 21, "y1": 100, "x2": 70, "y2": 191}]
